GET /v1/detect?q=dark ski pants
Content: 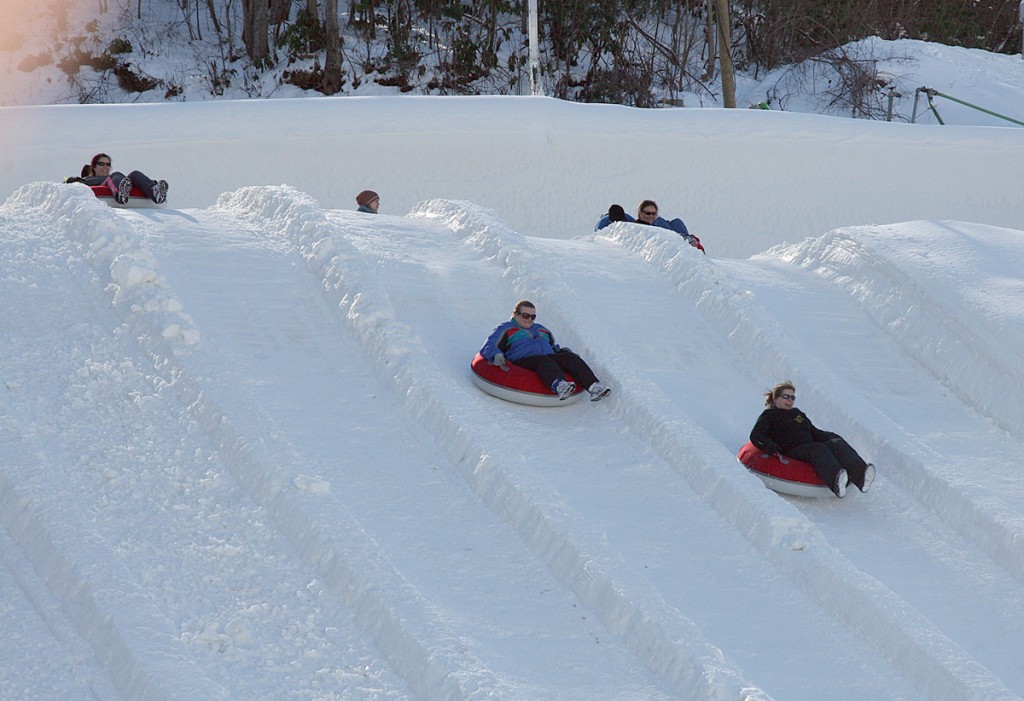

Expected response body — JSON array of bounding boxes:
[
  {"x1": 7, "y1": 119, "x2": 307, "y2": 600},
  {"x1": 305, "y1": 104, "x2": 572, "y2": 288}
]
[
  {"x1": 787, "y1": 438, "x2": 869, "y2": 492},
  {"x1": 106, "y1": 170, "x2": 160, "y2": 201},
  {"x1": 513, "y1": 351, "x2": 598, "y2": 393}
]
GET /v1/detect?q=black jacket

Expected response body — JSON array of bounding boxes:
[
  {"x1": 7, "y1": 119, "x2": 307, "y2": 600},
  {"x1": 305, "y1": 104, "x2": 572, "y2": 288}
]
[{"x1": 750, "y1": 406, "x2": 839, "y2": 454}]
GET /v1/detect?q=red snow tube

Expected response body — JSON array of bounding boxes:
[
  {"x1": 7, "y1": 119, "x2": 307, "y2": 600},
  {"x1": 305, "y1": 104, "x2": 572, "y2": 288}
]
[
  {"x1": 736, "y1": 441, "x2": 833, "y2": 498},
  {"x1": 470, "y1": 352, "x2": 583, "y2": 406},
  {"x1": 90, "y1": 184, "x2": 164, "y2": 208}
]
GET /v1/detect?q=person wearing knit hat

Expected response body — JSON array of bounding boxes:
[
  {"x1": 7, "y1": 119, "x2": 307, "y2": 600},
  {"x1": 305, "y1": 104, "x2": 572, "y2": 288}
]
[
  {"x1": 594, "y1": 203, "x2": 634, "y2": 231},
  {"x1": 356, "y1": 190, "x2": 379, "y2": 214}
]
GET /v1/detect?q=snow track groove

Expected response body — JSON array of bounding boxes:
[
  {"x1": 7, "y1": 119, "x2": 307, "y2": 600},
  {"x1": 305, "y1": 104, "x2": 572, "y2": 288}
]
[
  {"x1": 603, "y1": 222, "x2": 1024, "y2": 583},
  {"x1": 2, "y1": 186, "x2": 412, "y2": 700},
  {"x1": 4, "y1": 183, "x2": 1022, "y2": 700},
  {"x1": 217, "y1": 188, "x2": 772, "y2": 701},
  {"x1": 594, "y1": 222, "x2": 1024, "y2": 699},
  {"x1": 76, "y1": 203, "x2": 509, "y2": 700},
  {"x1": 123, "y1": 189, "x2": 689, "y2": 699}
]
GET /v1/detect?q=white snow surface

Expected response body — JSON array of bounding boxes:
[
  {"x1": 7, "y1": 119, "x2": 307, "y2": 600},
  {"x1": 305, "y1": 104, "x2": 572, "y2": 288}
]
[{"x1": 3, "y1": 49, "x2": 1024, "y2": 701}]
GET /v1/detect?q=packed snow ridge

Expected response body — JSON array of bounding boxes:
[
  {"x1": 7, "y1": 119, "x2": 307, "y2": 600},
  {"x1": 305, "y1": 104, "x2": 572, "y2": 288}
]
[{"x1": 2, "y1": 179, "x2": 1024, "y2": 700}]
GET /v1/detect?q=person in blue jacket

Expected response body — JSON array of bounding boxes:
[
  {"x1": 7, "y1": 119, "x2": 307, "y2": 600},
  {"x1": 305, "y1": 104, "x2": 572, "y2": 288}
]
[
  {"x1": 479, "y1": 300, "x2": 611, "y2": 402},
  {"x1": 636, "y1": 199, "x2": 705, "y2": 253},
  {"x1": 594, "y1": 203, "x2": 634, "y2": 230},
  {"x1": 749, "y1": 381, "x2": 875, "y2": 497}
]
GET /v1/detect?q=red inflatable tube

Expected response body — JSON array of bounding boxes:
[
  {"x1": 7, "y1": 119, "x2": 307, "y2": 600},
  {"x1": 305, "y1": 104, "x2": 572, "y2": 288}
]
[
  {"x1": 736, "y1": 441, "x2": 833, "y2": 498},
  {"x1": 470, "y1": 352, "x2": 583, "y2": 406},
  {"x1": 90, "y1": 184, "x2": 164, "y2": 208}
]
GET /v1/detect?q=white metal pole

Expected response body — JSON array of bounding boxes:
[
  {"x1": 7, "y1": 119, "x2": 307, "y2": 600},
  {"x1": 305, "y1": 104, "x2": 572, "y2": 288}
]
[{"x1": 528, "y1": 0, "x2": 544, "y2": 94}]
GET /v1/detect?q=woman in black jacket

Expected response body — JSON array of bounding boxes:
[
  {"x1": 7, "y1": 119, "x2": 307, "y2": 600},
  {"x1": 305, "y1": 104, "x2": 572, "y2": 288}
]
[{"x1": 749, "y1": 381, "x2": 874, "y2": 498}]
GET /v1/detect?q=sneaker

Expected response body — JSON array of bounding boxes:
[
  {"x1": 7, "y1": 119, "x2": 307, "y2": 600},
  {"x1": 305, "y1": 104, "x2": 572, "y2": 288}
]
[
  {"x1": 115, "y1": 176, "x2": 133, "y2": 205},
  {"x1": 859, "y1": 464, "x2": 875, "y2": 493},
  {"x1": 832, "y1": 469, "x2": 848, "y2": 498},
  {"x1": 588, "y1": 382, "x2": 611, "y2": 401},
  {"x1": 554, "y1": 380, "x2": 576, "y2": 401},
  {"x1": 152, "y1": 179, "x2": 168, "y2": 204}
]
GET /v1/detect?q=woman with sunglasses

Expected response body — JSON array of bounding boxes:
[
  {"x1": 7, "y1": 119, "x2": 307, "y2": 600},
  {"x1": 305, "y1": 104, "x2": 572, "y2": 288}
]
[
  {"x1": 479, "y1": 300, "x2": 611, "y2": 402},
  {"x1": 634, "y1": 200, "x2": 704, "y2": 253},
  {"x1": 66, "y1": 153, "x2": 168, "y2": 205},
  {"x1": 749, "y1": 381, "x2": 874, "y2": 497}
]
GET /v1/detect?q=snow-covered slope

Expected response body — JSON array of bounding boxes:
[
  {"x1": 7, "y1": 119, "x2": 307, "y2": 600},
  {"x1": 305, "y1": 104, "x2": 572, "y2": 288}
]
[{"x1": 2, "y1": 177, "x2": 1023, "y2": 700}]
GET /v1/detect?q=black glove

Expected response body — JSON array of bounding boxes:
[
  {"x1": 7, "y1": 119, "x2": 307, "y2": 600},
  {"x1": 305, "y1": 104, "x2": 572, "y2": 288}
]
[{"x1": 758, "y1": 439, "x2": 782, "y2": 455}]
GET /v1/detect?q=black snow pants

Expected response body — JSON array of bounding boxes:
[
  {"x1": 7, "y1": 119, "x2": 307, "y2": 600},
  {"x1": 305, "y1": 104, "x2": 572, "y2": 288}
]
[
  {"x1": 787, "y1": 437, "x2": 870, "y2": 492},
  {"x1": 513, "y1": 351, "x2": 598, "y2": 393}
]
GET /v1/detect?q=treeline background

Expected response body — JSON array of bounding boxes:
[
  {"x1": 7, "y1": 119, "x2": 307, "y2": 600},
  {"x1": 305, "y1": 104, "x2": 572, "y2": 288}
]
[{"x1": 29, "y1": 0, "x2": 1024, "y2": 107}]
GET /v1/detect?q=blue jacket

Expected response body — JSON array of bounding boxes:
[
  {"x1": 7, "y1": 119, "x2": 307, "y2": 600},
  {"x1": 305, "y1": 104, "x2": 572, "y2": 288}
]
[
  {"x1": 480, "y1": 320, "x2": 561, "y2": 362},
  {"x1": 594, "y1": 212, "x2": 636, "y2": 231},
  {"x1": 652, "y1": 216, "x2": 690, "y2": 236}
]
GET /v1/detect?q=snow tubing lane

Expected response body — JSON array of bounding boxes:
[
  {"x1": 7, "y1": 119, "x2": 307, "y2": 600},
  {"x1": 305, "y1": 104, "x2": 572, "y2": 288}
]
[
  {"x1": 470, "y1": 353, "x2": 584, "y2": 407},
  {"x1": 736, "y1": 442, "x2": 834, "y2": 498},
  {"x1": 90, "y1": 184, "x2": 165, "y2": 209}
]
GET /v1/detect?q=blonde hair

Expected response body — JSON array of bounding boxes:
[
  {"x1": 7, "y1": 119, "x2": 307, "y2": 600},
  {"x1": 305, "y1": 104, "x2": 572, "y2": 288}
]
[{"x1": 764, "y1": 380, "x2": 795, "y2": 407}]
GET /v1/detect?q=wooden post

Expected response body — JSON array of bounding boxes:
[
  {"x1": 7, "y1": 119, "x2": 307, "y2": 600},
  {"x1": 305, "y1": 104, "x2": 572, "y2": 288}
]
[{"x1": 715, "y1": 0, "x2": 736, "y2": 107}]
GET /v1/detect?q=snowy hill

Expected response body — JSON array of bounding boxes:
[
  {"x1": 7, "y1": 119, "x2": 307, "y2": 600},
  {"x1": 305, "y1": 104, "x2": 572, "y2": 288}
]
[
  {"x1": 3, "y1": 169, "x2": 1024, "y2": 699},
  {"x1": 4, "y1": 41, "x2": 1024, "y2": 700}
]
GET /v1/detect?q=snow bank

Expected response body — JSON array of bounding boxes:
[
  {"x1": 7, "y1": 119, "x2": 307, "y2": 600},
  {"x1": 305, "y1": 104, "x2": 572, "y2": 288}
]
[
  {"x1": 777, "y1": 221, "x2": 1024, "y2": 436},
  {"x1": 2, "y1": 97, "x2": 1023, "y2": 258},
  {"x1": 5, "y1": 183, "x2": 199, "y2": 352}
]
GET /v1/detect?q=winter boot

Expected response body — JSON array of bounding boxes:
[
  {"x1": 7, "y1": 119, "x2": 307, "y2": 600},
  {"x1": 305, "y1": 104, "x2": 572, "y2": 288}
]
[
  {"x1": 588, "y1": 382, "x2": 611, "y2": 402},
  {"x1": 115, "y1": 176, "x2": 133, "y2": 205},
  {"x1": 553, "y1": 380, "x2": 576, "y2": 401},
  {"x1": 152, "y1": 179, "x2": 168, "y2": 204},
  {"x1": 832, "y1": 469, "x2": 848, "y2": 498},
  {"x1": 859, "y1": 464, "x2": 875, "y2": 493}
]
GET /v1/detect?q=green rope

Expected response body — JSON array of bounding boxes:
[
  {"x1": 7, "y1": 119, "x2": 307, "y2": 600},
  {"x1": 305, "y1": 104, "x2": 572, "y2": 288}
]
[{"x1": 922, "y1": 87, "x2": 1024, "y2": 127}]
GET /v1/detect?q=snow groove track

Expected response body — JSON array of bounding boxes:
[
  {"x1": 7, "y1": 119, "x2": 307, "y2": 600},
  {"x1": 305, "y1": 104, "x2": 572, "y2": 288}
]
[
  {"x1": 2, "y1": 186, "x2": 412, "y2": 700},
  {"x1": 421, "y1": 206, "x2": 1018, "y2": 701},
  {"x1": 592, "y1": 223, "x2": 1024, "y2": 699},
  {"x1": 71, "y1": 197, "x2": 510, "y2": 698},
  {"x1": 4, "y1": 183, "x2": 1022, "y2": 700},
  {"x1": 222, "y1": 187, "x2": 767, "y2": 701},
  {"x1": 774, "y1": 224, "x2": 1024, "y2": 583},
  {"x1": 117, "y1": 186, "x2": 699, "y2": 700},
  {"x1": 0, "y1": 185, "x2": 228, "y2": 700}
]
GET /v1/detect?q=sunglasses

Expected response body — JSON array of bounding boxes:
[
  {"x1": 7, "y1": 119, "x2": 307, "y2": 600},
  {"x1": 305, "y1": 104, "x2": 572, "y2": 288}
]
[
  {"x1": 518, "y1": 312, "x2": 537, "y2": 320},
  {"x1": 778, "y1": 393, "x2": 796, "y2": 401},
  {"x1": 641, "y1": 210, "x2": 657, "y2": 216},
  {"x1": 95, "y1": 161, "x2": 111, "y2": 167}
]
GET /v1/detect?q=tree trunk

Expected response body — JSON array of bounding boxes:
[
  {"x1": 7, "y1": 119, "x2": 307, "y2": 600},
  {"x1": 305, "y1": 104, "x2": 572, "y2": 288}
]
[
  {"x1": 703, "y1": 0, "x2": 716, "y2": 80},
  {"x1": 323, "y1": 0, "x2": 343, "y2": 94},
  {"x1": 242, "y1": 0, "x2": 270, "y2": 62},
  {"x1": 269, "y1": 0, "x2": 291, "y2": 27},
  {"x1": 715, "y1": 0, "x2": 736, "y2": 107},
  {"x1": 204, "y1": 0, "x2": 222, "y2": 36}
]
